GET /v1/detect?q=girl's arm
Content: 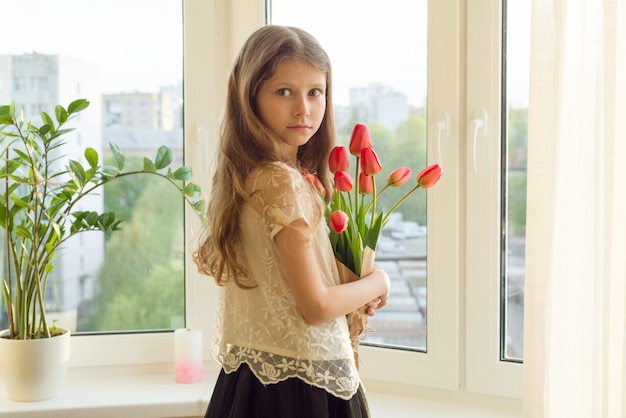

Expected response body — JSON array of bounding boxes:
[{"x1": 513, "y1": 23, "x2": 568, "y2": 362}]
[{"x1": 275, "y1": 220, "x2": 390, "y2": 326}]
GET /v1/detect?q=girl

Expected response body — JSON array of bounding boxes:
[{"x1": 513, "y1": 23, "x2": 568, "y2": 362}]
[{"x1": 193, "y1": 25, "x2": 390, "y2": 418}]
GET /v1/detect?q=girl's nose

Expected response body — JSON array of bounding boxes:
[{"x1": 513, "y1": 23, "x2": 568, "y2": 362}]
[{"x1": 294, "y1": 96, "x2": 310, "y2": 117}]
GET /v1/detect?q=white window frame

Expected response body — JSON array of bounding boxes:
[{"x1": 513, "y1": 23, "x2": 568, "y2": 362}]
[
  {"x1": 464, "y1": 0, "x2": 523, "y2": 398},
  {"x1": 69, "y1": 0, "x2": 523, "y2": 400},
  {"x1": 357, "y1": 0, "x2": 461, "y2": 391},
  {"x1": 67, "y1": 0, "x2": 238, "y2": 370},
  {"x1": 70, "y1": 0, "x2": 267, "y2": 370}
]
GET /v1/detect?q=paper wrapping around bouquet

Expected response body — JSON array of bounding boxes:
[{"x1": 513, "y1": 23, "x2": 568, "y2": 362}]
[{"x1": 335, "y1": 247, "x2": 376, "y2": 370}]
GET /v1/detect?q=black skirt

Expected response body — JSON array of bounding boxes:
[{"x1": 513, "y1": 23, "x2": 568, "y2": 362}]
[{"x1": 205, "y1": 363, "x2": 371, "y2": 418}]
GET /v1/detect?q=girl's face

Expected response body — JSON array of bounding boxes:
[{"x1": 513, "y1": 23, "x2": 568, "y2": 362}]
[{"x1": 256, "y1": 60, "x2": 327, "y2": 159}]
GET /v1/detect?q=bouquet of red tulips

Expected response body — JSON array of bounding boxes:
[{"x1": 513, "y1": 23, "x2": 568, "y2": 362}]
[
  {"x1": 317, "y1": 123, "x2": 442, "y2": 366},
  {"x1": 327, "y1": 123, "x2": 442, "y2": 277}
]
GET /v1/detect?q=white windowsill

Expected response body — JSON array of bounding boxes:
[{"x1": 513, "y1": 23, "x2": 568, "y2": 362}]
[
  {"x1": 0, "y1": 363, "x2": 523, "y2": 418},
  {"x1": 0, "y1": 363, "x2": 218, "y2": 418}
]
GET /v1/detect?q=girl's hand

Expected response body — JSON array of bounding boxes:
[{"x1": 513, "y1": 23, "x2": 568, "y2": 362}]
[
  {"x1": 365, "y1": 296, "x2": 387, "y2": 316},
  {"x1": 364, "y1": 264, "x2": 390, "y2": 316}
]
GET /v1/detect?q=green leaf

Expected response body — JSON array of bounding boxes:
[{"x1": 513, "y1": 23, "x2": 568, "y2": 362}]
[
  {"x1": 0, "y1": 114, "x2": 13, "y2": 125},
  {"x1": 40, "y1": 111, "x2": 54, "y2": 128},
  {"x1": 49, "y1": 127, "x2": 73, "y2": 139},
  {"x1": 2, "y1": 280, "x2": 10, "y2": 315},
  {"x1": 68, "y1": 160, "x2": 86, "y2": 185},
  {"x1": 38, "y1": 124, "x2": 51, "y2": 136},
  {"x1": 84, "y1": 147, "x2": 98, "y2": 169},
  {"x1": 55, "y1": 105, "x2": 68, "y2": 123},
  {"x1": 193, "y1": 200, "x2": 206, "y2": 214},
  {"x1": 62, "y1": 182, "x2": 78, "y2": 195},
  {"x1": 172, "y1": 166, "x2": 192, "y2": 181},
  {"x1": 9, "y1": 194, "x2": 30, "y2": 209},
  {"x1": 14, "y1": 225, "x2": 32, "y2": 239},
  {"x1": 67, "y1": 99, "x2": 89, "y2": 114},
  {"x1": 351, "y1": 235, "x2": 364, "y2": 276},
  {"x1": 101, "y1": 165, "x2": 121, "y2": 177},
  {"x1": 0, "y1": 204, "x2": 6, "y2": 228},
  {"x1": 183, "y1": 182, "x2": 200, "y2": 197},
  {"x1": 0, "y1": 104, "x2": 11, "y2": 116},
  {"x1": 154, "y1": 146, "x2": 172, "y2": 169},
  {"x1": 0, "y1": 104, "x2": 13, "y2": 125},
  {"x1": 3, "y1": 160, "x2": 21, "y2": 175},
  {"x1": 71, "y1": 211, "x2": 91, "y2": 232},
  {"x1": 85, "y1": 211, "x2": 98, "y2": 225},
  {"x1": 48, "y1": 223, "x2": 61, "y2": 246},
  {"x1": 83, "y1": 167, "x2": 97, "y2": 183},
  {"x1": 45, "y1": 264, "x2": 54, "y2": 275},
  {"x1": 13, "y1": 148, "x2": 30, "y2": 162},
  {"x1": 109, "y1": 142, "x2": 125, "y2": 170},
  {"x1": 143, "y1": 158, "x2": 157, "y2": 172},
  {"x1": 364, "y1": 211, "x2": 384, "y2": 250},
  {"x1": 97, "y1": 212, "x2": 116, "y2": 229}
]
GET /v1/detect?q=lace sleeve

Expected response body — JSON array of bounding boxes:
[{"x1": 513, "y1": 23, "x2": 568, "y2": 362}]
[{"x1": 247, "y1": 162, "x2": 324, "y2": 240}]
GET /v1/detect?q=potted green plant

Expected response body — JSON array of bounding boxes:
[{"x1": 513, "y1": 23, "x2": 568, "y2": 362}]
[{"x1": 0, "y1": 98, "x2": 204, "y2": 401}]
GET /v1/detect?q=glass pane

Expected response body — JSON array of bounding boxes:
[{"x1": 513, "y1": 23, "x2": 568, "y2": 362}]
[
  {"x1": 502, "y1": 0, "x2": 530, "y2": 361},
  {"x1": 270, "y1": 0, "x2": 428, "y2": 351},
  {"x1": 0, "y1": 0, "x2": 184, "y2": 334}
]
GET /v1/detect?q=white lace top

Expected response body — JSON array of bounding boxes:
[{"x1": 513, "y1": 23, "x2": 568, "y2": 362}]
[{"x1": 211, "y1": 162, "x2": 361, "y2": 400}]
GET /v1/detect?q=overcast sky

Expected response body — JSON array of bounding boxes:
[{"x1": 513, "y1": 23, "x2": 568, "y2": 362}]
[
  {"x1": 271, "y1": 0, "x2": 428, "y2": 106},
  {"x1": 4, "y1": 0, "x2": 529, "y2": 107},
  {"x1": 4, "y1": 0, "x2": 183, "y2": 94}
]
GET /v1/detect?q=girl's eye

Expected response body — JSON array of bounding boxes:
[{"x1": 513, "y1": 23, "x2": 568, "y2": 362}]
[
  {"x1": 309, "y1": 88, "x2": 323, "y2": 97},
  {"x1": 278, "y1": 88, "x2": 291, "y2": 96}
]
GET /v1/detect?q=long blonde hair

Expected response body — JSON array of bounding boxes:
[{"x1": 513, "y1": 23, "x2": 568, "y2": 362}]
[{"x1": 193, "y1": 25, "x2": 336, "y2": 287}]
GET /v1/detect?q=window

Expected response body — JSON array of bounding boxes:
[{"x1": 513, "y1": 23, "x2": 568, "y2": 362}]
[
  {"x1": 268, "y1": 0, "x2": 526, "y2": 397},
  {"x1": 265, "y1": 0, "x2": 458, "y2": 390},
  {"x1": 502, "y1": 0, "x2": 529, "y2": 363},
  {"x1": 465, "y1": 0, "x2": 527, "y2": 397},
  {"x1": 0, "y1": 0, "x2": 219, "y2": 370},
  {"x1": 1, "y1": 1, "x2": 188, "y2": 337},
  {"x1": 0, "y1": 0, "x2": 527, "y2": 398},
  {"x1": 272, "y1": 0, "x2": 429, "y2": 352},
  {"x1": 190, "y1": 0, "x2": 525, "y2": 399}
]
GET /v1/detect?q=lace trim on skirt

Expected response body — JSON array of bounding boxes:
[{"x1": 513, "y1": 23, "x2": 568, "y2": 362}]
[{"x1": 215, "y1": 344, "x2": 360, "y2": 400}]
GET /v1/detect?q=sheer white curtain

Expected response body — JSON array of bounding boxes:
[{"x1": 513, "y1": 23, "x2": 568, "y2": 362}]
[{"x1": 524, "y1": 0, "x2": 626, "y2": 417}]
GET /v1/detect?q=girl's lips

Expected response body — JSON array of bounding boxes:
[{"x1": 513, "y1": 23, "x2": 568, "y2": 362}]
[{"x1": 288, "y1": 125, "x2": 312, "y2": 133}]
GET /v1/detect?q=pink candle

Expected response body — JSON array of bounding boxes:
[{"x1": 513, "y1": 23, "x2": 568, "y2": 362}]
[{"x1": 174, "y1": 328, "x2": 203, "y2": 383}]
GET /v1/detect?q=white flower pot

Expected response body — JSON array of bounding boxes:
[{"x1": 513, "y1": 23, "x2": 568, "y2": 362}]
[{"x1": 0, "y1": 328, "x2": 71, "y2": 402}]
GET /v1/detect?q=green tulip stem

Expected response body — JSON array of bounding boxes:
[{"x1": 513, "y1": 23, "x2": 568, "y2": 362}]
[
  {"x1": 370, "y1": 176, "x2": 377, "y2": 229},
  {"x1": 382, "y1": 184, "x2": 422, "y2": 225},
  {"x1": 376, "y1": 183, "x2": 390, "y2": 200},
  {"x1": 353, "y1": 156, "x2": 360, "y2": 213},
  {"x1": 365, "y1": 183, "x2": 391, "y2": 214}
]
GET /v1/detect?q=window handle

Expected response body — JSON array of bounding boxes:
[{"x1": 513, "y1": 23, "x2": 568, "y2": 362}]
[
  {"x1": 430, "y1": 112, "x2": 449, "y2": 166},
  {"x1": 468, "y1": 109, "x2": 487, "y2": 173}
]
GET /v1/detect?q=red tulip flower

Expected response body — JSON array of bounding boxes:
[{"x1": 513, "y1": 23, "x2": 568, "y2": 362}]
[
  {"x1": 372, "y1": 167, "x2": 412, "y2": 205},
  {"x1": 333, "y1": 171, "x2": 353, "y2": 192},
  {"x1": 329, "y1": 146, "x2": 349, "y2": 173},
  {"x1": 348, "y1": 123, "x2": 372, "y2": 156},
  {"x1": 314, "y1": 178, "x2": 327, "y2": 197},
  {"x1": 302, "y1": 172, "x2": 326, "y2": 197},
  {"x1": 329, "y1": 210, "x2": 349, "y2": 234},
  {"x1": 360, "y1": 147, "x2": 382, "y2": 176},
  {"x1": 417, "y1": 164, "x2": 443, "y2": 189},
  {"x1": 382, "y1": 163, "x2": 443, "y2": 225},
  {"x1": 358, "y1": 173, "x2": 374, "y2": 195},
  {"x1": 387, "y1": 167, "x2": 411, "y2": 187}
]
